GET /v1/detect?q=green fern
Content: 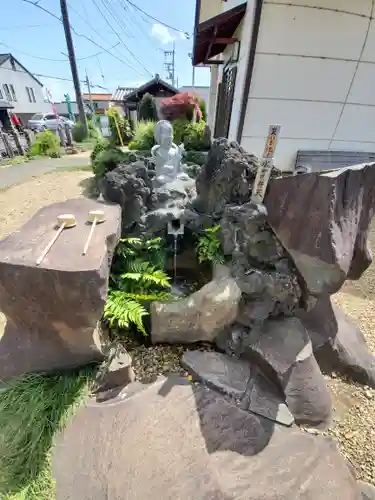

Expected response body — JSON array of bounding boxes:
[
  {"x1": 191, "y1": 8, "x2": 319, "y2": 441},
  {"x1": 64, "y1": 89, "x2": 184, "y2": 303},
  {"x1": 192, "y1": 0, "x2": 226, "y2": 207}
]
[
  {"x1": 196, "y1": 225, "x2": 225, "y2": 265},
  {"x1": 105, "y1": 236, "x2": 170, "y2": 335}
]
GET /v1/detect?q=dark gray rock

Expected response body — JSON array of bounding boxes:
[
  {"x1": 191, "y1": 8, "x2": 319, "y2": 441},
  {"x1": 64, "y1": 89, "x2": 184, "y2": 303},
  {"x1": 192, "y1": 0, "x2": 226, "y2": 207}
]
[
  {"x1": 100, "y1": 163, "x2": 152, "y2": 231},
  {"x1": 151, "y1": 276, "x2": 241, "y2": 344},
  {"x1": 194, "y1": 138, "x2": 261, "y2": 214},
  {"x1": 53, "y1": 376, "x2": 360, "y2": 500},
  {"x1": 298, "y1": 297, "x2": 375, "y2": 388},
  {"x1": 181, "y1": 350, "x2": 250, "y2": 399},
  {"x1": 218, "y1": 317, "x2": 332, "y2": 428},
  {"x1": 265, "y1": 164, "x2": 375, "y2": 296},
  {"x1": 95, "y1": 350, "x2": 135, "y2": 393},
  {"x1": 0, "y1": 198, "x2": 121, "y2": 381}
]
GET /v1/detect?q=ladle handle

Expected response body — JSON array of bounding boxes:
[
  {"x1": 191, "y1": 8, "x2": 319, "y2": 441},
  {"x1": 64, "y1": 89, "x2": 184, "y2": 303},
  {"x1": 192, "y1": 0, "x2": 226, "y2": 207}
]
[
  {"x1": 83, "y1": 218, "x2": 97, "y2": 255},
  {"x1": 37, "y1": 223, "x2": 66, "y2": 266}
]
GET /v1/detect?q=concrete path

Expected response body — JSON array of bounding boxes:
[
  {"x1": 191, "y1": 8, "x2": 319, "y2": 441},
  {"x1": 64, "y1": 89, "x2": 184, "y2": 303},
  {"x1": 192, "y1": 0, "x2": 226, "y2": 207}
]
[{"x1": 0, "y1": 151, "x2": 91, "y2": 190}]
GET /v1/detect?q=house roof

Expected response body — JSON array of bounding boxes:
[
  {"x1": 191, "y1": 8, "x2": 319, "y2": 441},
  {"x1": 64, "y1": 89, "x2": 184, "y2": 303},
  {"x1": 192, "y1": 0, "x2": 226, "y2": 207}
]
[
  {"x1": 82, "y1": 93, "x2": 112, "y2": 101},
  {"x1": 0, "y1": 53, "x2": 44, "y2": 87},
  {"x1": 192, "y1": 2, "x2": 247, "y2": 65},
  {"x1": 113, "y1": 76, "x2": 179, "y2": 103},
  {"x1": 112, "y1": 87, "x2": 136, "y2": 101}
]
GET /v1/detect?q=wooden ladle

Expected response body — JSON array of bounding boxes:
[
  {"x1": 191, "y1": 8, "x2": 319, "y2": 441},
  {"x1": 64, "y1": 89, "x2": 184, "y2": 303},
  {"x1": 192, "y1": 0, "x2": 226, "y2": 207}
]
[
  {"x1": 37, "y1": 213, "x2": 77, "y2": 266},
  {"x1": 83, "y1": 210, "x2": 106, "y2": 255}
]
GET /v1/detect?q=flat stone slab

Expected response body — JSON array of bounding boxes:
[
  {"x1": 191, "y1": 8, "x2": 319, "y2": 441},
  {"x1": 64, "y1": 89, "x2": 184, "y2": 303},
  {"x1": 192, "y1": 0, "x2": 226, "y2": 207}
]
[
  {"x1": 181, "y1": 351, "x2": 250, "y2": 398},
  {"x1": 0, "y1": 198, "x2": 121, "y2": 380},
  {"x1": 52, "y1": 376, "x2": 361, "y2": 499},
  {"x1": 182, "y1": 351, "x2": 294, "y2": 426}
]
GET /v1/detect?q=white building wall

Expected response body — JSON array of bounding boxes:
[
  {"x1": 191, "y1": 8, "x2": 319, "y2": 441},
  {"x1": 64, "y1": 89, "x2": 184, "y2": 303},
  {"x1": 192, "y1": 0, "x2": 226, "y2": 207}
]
[
  {"x1": 240, "y1": 0, "x2": 375, "y2": 171},
  {"x1": 0, "y1": 59, "x2": 49, "y2": 117}
]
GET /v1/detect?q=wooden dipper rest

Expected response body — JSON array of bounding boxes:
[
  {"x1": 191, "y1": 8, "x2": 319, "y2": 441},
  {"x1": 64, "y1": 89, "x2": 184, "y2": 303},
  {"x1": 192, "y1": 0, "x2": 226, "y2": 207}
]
[
  {"x1": 83, "y1": 209, "x2": 106, "y2": 256},
  {"x1": 36, "y1": 213, "x2": 77, "y2": 266}
]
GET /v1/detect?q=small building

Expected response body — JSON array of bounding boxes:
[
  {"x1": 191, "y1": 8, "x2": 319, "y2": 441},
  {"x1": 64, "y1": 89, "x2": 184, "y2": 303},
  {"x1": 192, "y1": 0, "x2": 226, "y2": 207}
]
[
  {"x1": 0, "y1": 53, "x2": 49, "y2": 124},
  {"x1": 82, "y1": 93, "x2": 112, "y2": 114},
  {"x1": 112, "y1": 75, "x2": 179, "y2": 123},
  {"x1": 193, "y1": 1, "x2": 375, "y2": 171}
]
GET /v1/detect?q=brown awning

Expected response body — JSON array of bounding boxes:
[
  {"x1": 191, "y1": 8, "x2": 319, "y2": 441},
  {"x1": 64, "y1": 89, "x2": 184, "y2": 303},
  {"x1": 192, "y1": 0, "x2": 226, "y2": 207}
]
[{"x1": 193, "y1": 2, "x2": 247, "y2": 66}]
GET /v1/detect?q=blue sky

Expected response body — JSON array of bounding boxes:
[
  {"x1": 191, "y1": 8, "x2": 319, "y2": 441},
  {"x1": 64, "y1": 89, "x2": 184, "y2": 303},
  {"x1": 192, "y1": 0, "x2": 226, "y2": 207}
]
[{"x1": 1, "y1": 0, "x2": 210, "y2": 101}]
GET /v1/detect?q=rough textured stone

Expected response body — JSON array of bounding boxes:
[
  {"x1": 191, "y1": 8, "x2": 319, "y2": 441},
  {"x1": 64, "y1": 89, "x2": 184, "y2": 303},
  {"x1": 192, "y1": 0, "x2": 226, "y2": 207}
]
[
  {"x1": 0, "y1": 198, "x2": 121, "y2": 381},
  {"x1": 151, "y1": 276, "x2": 241, "y2": 343},
  {"x1": 182, "y1": 350, "x2": 294, "y2": 426},
  {"x1": 218, "y1": 317, "x2": 332, "y2": 428},
  {"x1": 298, "y1": 297, "x2": 375, "y2": 388},
  {"x1": 53, "y1": 376, "x2": 360, "y2": 500},
  {"x1": 100, "y1": 163, "x2": 152, "y2": 231},
  {"x1": 181, "y1": 350, "x2": 250, "y2": 398},
  {"x1": 95, "y1": 350, "x2": 135, "y2": 393},
  {"x1": 265, "y1": 164, "x2": 375, "y2": 296},
  {"x1": 194, "y1": 138, "x2": 260, "y2": 214}
]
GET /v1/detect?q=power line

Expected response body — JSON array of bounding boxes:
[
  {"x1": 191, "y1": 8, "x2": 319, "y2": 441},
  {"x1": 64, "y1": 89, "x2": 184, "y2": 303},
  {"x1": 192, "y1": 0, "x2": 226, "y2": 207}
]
[
  {"x1": 0, "y1": 41, "x2": 119, "y2": 62},
  {"x1": 19, "y1": 0, "x2": 149, "y2": 77},
  {"x1": 91, "y1": 0, "x2": 152, "y2": 76},
  {"x1": 0, "y1": 23, "x2": 52, "y2": 30},
  {"x1": 124, "y1": 0, "x2": 189, "y2": 38}
]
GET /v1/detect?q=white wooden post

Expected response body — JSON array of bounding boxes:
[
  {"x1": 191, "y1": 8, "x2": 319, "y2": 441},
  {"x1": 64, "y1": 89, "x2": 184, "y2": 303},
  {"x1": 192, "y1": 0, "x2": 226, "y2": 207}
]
[{"x1": 251, "y1": 125, "x2": 281, "y2": 204}]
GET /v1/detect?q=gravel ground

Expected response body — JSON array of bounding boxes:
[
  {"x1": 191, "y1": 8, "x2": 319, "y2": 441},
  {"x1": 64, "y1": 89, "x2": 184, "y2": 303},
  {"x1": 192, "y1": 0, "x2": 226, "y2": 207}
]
[{"x1": 0, "y1": 172, "x2": 374, "y2": 484}]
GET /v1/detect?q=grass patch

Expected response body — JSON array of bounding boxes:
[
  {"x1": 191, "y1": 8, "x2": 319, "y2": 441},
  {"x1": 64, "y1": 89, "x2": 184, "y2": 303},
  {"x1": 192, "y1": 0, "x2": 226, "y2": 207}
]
[{"x1": 0, "y1": 366, "x2": 96, "y2": 500}]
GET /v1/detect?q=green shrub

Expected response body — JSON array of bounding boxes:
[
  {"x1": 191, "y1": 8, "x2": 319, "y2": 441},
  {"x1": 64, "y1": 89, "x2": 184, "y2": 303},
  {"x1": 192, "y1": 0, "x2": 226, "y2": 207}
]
[
  {"x1": 184, "y1": 150, "x2": 207, "y2": 166},
  {"x1": 92, "y1": 147, "x2": 127, "y2": 178},
  {"x1": 199, "y1": 98, "x2": 207, "y2": 122},
  {"x1": 131, "y1": 120, "x2": 156, "y2": 151},
  {"x1": 106, "y1": 107, "x2": 133, "y2": 146},
  {"x1": 196, "y1": 225, "x2": 224, "y2": 265},
  {"x1": 104, "y1": 237, "x2": 171, "y2": 335},
  {"x1": 185, "y1": 164, "x2": 201, "y2": 179},
  {"x1": 72, "y1": 121, "x2": 87, "y2": 142},
  {"x1": 172, "y1": 118, "x2": 189, "y2": 145},
  {"x1": 87, "y1": 119, "x2": 101, "y2": 140},
  {"x1": 90, "y1": 137, "x2": 110, "y2": 163},
  {"x1": 184, "y1": 121, "x2": 211, "y2": 151},
  {"x1": 30, "y1": 130, "x2": 60, "y2": 157},
  {"x1": 139, "y1": 93, "x2": 158, "y2": 121}
]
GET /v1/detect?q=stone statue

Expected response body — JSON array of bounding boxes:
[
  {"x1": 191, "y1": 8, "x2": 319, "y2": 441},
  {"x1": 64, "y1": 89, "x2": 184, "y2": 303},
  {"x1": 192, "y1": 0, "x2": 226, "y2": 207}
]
[{"x1": 151, "y1": 120, "x2": 190, "y2": 184}]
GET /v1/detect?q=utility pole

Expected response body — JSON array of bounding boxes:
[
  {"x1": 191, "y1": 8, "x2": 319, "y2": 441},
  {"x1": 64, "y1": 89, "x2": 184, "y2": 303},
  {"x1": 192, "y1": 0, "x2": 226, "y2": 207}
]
[
  {"x1": 163, "y1": 42, "x2": 175, "y2": 86},
  {"x1": 60, "y1": 0, "x2": 88, "y2": 134},
  {"x1": 85, "y1": 69, "x2": 94, "y2": 114},
  {"x1": 188, "y1": 52, "x2": 195, "y2": 93}
]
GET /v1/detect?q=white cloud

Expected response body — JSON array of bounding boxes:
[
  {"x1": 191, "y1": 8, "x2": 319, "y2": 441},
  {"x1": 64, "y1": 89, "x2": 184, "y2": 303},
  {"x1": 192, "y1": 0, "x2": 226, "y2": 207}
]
[{"x1": 151, "y1": 23, "x2": 175, "y2": 45}]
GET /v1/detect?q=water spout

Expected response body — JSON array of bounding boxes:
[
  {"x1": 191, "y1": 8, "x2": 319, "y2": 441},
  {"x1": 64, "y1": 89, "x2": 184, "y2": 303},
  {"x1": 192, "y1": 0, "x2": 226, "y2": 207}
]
[{"x1": 167, "y1": 220, "x2": 185, "y2": 283}]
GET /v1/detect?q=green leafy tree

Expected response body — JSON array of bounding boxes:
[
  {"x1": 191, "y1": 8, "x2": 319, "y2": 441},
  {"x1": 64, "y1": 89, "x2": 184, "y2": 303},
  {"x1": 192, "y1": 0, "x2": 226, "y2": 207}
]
[
  {"x1": 105, "y1": 107, "x2": 133, "y2": 145},
  {"x1": 104, "y1": 237, "x2": 171, "y2": 335},
  {"x1": 30, "y1": 130, "x2": 60, "y2": 157},
  {"x1": 139, "y1": 93, "x2": 158, "y2": 121},
  {"x1": 72, "y1": 121, "x2": 87, "y2": 142}
]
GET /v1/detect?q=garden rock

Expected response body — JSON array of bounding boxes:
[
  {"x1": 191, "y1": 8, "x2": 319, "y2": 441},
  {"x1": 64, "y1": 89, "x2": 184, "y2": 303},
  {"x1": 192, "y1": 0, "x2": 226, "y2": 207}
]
[
  {"x1": 0, "y1": 198, "x2": 121, "y2": 381},
  {"x1": 264, "y1": 163, "x2": 375, "y2": 296},
  {"x1": 359, "y1": 482, "x2": 375, "y2": 499},
  {"x1": 298, "y1": 297, "x2": 375, "y2": 388},
  {"x1": 182, "y1": 350, "x2": 294, "y2": 426},
  {"x1": 219, "y1": 317, "x2": 332, "y2": 428},
  {"x1": 151, "y1": 276, "x2": 241, "y2": 344},
  {"x1": 100, "y1": 163, "x2": 152, "y2": 231},
  {"x1": 53, "y1": 376, "x2": 360, "y2": 500},
  {"x1": 95, "y1": 349, "x2": 135, "y2": 393}
]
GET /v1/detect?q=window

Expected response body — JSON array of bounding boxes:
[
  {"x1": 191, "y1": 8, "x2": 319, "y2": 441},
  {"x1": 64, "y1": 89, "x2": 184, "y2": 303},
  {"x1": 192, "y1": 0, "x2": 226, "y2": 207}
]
[
  {"x1": 45, "y1": 114, "x2": 57, "y2": 120},
  {"x1": 0, "y1": 87, "x2": 3, "y2": 100},
  {"x1": 26, "y1": 86, "x2": 36, "y2": 103},
  {"x1": 9, "y1": 84, "x2": 16, "y2": 101},
  {"x1": 3, "y1": 84, "x2": 11, "y2": 101}
]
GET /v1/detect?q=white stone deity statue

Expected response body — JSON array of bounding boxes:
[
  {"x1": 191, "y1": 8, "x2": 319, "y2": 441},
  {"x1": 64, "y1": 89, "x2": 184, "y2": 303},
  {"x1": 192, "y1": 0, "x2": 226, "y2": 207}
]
[{"x1": 151, "y1": 120, "x2": 189, "y2": 184}]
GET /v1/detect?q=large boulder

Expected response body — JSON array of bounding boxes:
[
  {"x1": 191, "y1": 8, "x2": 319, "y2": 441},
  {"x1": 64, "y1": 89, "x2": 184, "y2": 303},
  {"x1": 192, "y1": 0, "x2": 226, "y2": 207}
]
[
  {"x1": 194, "y1": 138, "x2": 261, "y2": 214},
  {"x1": 0, "y1": 198, "x2": 121, "y2": 381},
  {"x1": 52, "y1": 376, "x2": 361, "y2": 500},
  {"x1": 100, "y1": 162, "x2": 152, "y2": 232},
  {"x1": 151, "y1": 275, "x2": 241, "y2": 344},
  {"x1": 298, "y1": 296, "x2": 375, "y2": 388},
  {"x1": 218, "y1": 317, "x2": 332, "y2": 428},
  {"x1": 264, "y1": 164, "x2": 375, "y2": 297}
]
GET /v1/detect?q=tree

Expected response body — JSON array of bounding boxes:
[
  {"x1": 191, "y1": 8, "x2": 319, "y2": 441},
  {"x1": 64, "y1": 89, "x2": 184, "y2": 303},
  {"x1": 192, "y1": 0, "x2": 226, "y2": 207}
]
[
  {"x1": 139, "y1": 93, "x2": 158, "y2": 121},
  {"x1": 160, "y1": 92, "x2": 202, "y2": 122}
]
